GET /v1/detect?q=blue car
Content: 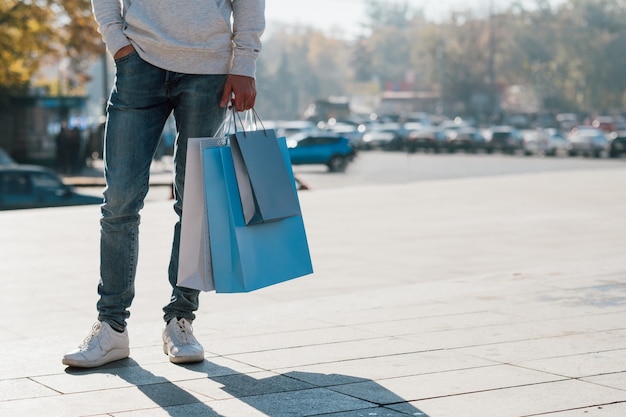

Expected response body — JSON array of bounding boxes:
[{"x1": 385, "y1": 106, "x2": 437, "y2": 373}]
[
  {"x1": 0, "y1": 147, "x2": 16, "y2": 166},
  {"x1": 287, "y1": 132, "x2": 356, "y2": 172},
  {"x1": 0, "y1": 165, "x2": 103, "y2": 210}
]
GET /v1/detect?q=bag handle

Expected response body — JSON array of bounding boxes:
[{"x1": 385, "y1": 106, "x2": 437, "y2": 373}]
[
  {"x1": 214, "y1": 110, "x2": 235, "y2": 138},
  {"x1": 231, "y1": 106, "x2": 269, "y2": 138}
]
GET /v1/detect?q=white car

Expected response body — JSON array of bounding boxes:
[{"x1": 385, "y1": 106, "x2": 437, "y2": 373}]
[
  {"x1": 568, "y1": 127, "x2": 609, "y2": 157},
  {"x1": 523, "y1": 129, "x2": 570, "y2": 156}
]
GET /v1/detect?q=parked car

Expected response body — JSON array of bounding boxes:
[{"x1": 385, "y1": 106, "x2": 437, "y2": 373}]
[
  {"x1": 488, "y1": 126, "x2": 525, "y2": 154},
  {"x1": 591, "y1": 116, "x2": 618, "y2": 133},
  {"x1": 0, "y1": 147, "x2": 16, "y2": 166},
  {"x1": 405, "y1": 128, "x2": 448, "y2": 153},
  {"x1": 543, "y1": 129, "x2": 571, "y2": 156},
  {"x1": 287, "y1": 133, "x2": 356, "y2": 172},
  {"x1": 556, "y1": 113, "x2": 579, "y2": 131},
  {"x1": 273, "y1": 120, "x2": 317, "y2": 138},
  {"x1": 522, "y1": 129, "x2": 570, "y2": 156},
  {"x1": 324, "y1": 122, "x2": 367, "y2": 149},
  {"x1": 361, "y1": 130, "x2": 404, "y2": 150},
  {"x1": 446, "y1": 128, "x2": 488, "y2": 153},
  {"x1": 567, "y1": 127, "x2": 609, "y2": 157},
  {"x1": 609, "y1": 131, "x2": 626, "y2": 158},
  {"x1": 0, "y1": 165, "x2": 103, "y2": 210}
]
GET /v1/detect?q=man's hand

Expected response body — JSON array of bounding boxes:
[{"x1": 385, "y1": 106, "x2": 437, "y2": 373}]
[
  {"x1": 114, "y1": 45, "x2": 136, "y2": 60},
  {"x1": 220, "y1": 74, "x2": 257, "y2": 111}
]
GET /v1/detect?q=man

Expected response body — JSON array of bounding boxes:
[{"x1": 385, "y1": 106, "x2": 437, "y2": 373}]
[{"x1": 63, "y1": 0, "x2": 265, "y2": 368}]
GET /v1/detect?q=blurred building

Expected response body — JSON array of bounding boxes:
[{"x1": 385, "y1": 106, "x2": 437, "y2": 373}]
[{"x1": 0, "y1": 95, "x2": 88, "y2": 165}]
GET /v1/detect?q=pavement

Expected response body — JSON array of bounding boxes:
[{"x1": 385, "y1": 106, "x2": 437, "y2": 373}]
[{"x1": 1, "y1": 163, "x2": 625, "y2": 417}]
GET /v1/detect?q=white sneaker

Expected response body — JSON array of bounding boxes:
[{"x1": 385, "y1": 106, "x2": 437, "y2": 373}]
[
  {"x1": 62, "y1": 321, "x2": 129, "y2": 368},
  {"x1": 163, "y1": 318, "x2": 204, "y2": 364}
]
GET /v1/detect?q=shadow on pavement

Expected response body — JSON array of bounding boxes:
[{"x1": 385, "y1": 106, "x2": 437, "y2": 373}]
[{"x1": 65, "y1": 359, "x2": 429, "y2": 416}]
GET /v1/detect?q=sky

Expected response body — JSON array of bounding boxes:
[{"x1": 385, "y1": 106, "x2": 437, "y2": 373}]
[
  {"x1": 265, "y1": 0, "x2": 560, "y2": 39},
  {"x1": 266, "y1": 0, "x2": 491, "y2": 34}
]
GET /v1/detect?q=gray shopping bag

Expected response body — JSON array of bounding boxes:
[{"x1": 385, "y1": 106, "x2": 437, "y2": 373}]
[
  {"x1": 177, "y1": 137, "x2": 225, "y2": 291},
  {"x1": 230, "y1": 127, "x2": 301, "y2": 225}
]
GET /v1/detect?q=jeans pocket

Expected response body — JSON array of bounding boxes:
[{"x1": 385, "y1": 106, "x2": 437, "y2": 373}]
[{"x1": 114, "y1": 50, "x2": 139, "y2": 65}]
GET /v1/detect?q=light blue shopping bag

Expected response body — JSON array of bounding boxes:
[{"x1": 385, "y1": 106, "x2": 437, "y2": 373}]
[{"x1": 200, "y1": 138, "x2": 313, "y2": 293}]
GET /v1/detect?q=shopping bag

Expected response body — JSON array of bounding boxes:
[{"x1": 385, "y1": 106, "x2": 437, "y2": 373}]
[
  {"x1": 200, "y1": 138, "x2": 313, "y2": 293},
  {"x1": 176, "y1": 137, "x2": 226, "y2": 292},
  {"x1": 230, "y1": 125, "x2": 301, "y2": 226}
]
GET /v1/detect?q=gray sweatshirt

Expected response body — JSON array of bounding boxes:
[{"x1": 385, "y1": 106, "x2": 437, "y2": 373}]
[{"x1": 92, "y1": 0, "x2": 265, "y2": 78}]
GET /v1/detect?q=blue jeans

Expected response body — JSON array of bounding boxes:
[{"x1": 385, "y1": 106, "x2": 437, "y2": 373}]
[{"x1": 97, "y1": 52, "x2": 227, "y2": 331}]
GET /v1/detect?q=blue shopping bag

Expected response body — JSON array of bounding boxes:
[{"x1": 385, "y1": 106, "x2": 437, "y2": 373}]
[
  {"x1": 230, "y1": 128, "x2": 301, "y2": 225},
  {"x1": 200, "y1": 138, "x2": 313, "y2": 293}
]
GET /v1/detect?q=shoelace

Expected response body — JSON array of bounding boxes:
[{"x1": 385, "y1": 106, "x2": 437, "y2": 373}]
[
  {"x1": 174, "y1": 320, "x2": 192, "y2": 344},
  {"x1": 79, "y1": 322, "x2": 102, "y2": 349}
]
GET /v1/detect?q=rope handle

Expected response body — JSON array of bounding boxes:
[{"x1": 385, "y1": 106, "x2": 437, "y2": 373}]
[{"x1": 230, "y1": 106, "x2": 268, "y2": 138}]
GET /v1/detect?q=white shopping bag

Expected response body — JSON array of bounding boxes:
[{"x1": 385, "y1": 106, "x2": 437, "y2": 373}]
[{"x1": 177, "y1": 137, "x2": 222, "y2": 291}]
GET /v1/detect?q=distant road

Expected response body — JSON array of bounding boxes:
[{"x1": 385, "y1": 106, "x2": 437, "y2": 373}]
[
  {"x1": 292, "y1": 151, "x2": 626, "y2": 190},
  {"x1": 77, "y1": 152, "x2": 625, "y2": 200}
]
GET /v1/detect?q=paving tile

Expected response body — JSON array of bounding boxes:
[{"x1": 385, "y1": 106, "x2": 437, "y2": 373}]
[
  {"x1": 583, "y1": 371, "x2": 626, "y2": 391},
  {"x1": 349, "y1": 311, "x2": 523, "y2": 338},
  {"x1": 529, "y1": 402, "x2": 626, "y2": 416},
  {"x1": 400, "y1": 380, "x2": 626, "y2": 417},
  {"x1": 610, "y1": 328, "x2": 626, "y2": 337},
  {"x1": 205, "y1": 326, "x2": 382, "y2": 356},
  {"x1": 107, "y1": 388, "x2": 376, "y2": 417},
  {"x1": 311, "y1": 408, "x2": 419, "y2": 417},
  {"x1": 453, "y1": 331, "x2": 626, "y2": 363},
  {"x1": 447, "y1": 293, "x2": 618, "y2": 323},
  {"x1": 33, "y1": 363, "x2": 168, "y2": 394},
  {"x1": 406, "y1": 321, "x2": 590, "y2": 350},
  {"x1": 310, "y1": 300, "x2": 480, "y2": 327},
  {"x1": 534, "y1": 313, "x2": 626, "y2": 333},
  {"x1": 141, "y1": 357, "x2": 263, "y2": 383},
  {"x1": 220, "y1": 387, "x2": 375, "y2": 417},
  {"x1": 33, "y1": 357, "x2": 262, "y2": 395},
  {"x1": 327, "y1": 364, "x2": 564, "y2": 404},
  {"x1": 109, "y1": 401, "x2": 259, "y2": 417},
  {"x1": 227, "y1": 336, "x2": 428, "y2": 370},
  {"x1": 0, "y1": 336, "x2": 86, "y2": 379},
  {"x1": 0, "y1": 378, "x2": 60, "y2": 401},
  {"x1": 177, "y1": 370, "x2": 315, "y2": 400},
  {"x1": 440, "y1": 281, "x2": 626, "y2": 323},
  {"x1": 515, "y1": 349, "x2": 626, "y2": 379},
  {"x1": 278, "y1": 350, "x2": 496, "y2": 385},
  {"x1": 534, "y1": 282, "x2": 626, "y2": 312},
  {"x1": 0, "y1": 384, "x2": 202, "y2": 417}
]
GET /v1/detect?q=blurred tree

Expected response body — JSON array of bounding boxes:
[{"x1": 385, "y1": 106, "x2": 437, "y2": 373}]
[
  {"x1": 362, "y1": 0, "x2": 416, "y2": 30},
  {"x1": 433, "y1": 12, "x2": 493, "y2": 118},
  {"x1": 0, "y1": 0, "x2": 101, "y2": 105},
  {"x1": 0, "y1": 1, "x2": 55, "y2": 98},
  {"x1": 355, "y1": 0, "x2": 418, "y2": 90},
  {"x1": 258, "y1": 0, "x2": 626, "y2": 120},
  {"x1": 58, "y1": 0, "x2": 105, "y2": 73},
  {"x1": 515, "y1": 0, "x2": 626, "y2": 113},
  {"x1": 255, "y1": 25, "x2": 352, "y2": 119},
  {"x1": 351, "y1": 37, "x2": 374, "y2": 82},
  {"x1": 561, "y1": 0, "x2": 626, "y2": 112}
]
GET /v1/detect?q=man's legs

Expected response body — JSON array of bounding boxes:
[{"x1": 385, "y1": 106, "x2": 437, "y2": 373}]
[
  {"x1": 98, "y1": 53, "x2": 172, "y2": 331},
  {"x1": 162, "y1": 73, "x2": 227, "y2": 323},
  {"x1": 161, "y1": 73, "x2": 227, "y2": 364},
  {"x1": 64, "y1": 53, "x2": 172, "y2": 368}
]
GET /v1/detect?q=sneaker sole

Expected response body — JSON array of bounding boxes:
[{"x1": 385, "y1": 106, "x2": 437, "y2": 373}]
[
  {"x1": 62, "y1": 348, "x2": 130, "y2": 368},
  {"x1": 163, "y1": 343, "x2": 204, "y2": 364}
]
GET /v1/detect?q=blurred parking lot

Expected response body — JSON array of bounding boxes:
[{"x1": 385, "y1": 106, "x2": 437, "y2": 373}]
[
  {"x1": 292, "y1": 150, "x2": 626, "y2": 190},
  {"x1": 70, "y1": 150, "x2": 626, "y2": 203},
  {"x1": 5, "y1": 112, "x2": 626, "y2": 208}
]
